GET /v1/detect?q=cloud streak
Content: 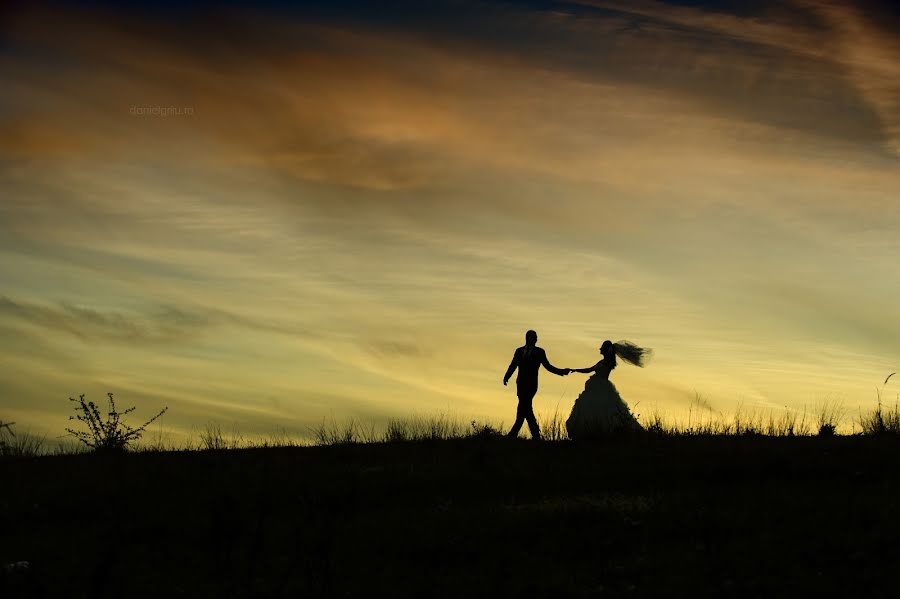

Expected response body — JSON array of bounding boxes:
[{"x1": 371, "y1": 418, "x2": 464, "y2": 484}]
[{"x1": 0, "y1": 295, "x2": 318, "y2": 345}]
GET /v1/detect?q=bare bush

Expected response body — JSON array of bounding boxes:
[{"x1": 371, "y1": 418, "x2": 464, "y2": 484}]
[{"x1": 66, "y1": 393, "x2": 168, "y2": 452}]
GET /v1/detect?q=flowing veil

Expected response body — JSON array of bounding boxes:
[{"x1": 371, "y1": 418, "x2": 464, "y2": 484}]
[{"x1": 612, "y1": 340, "x2": 653, "y2": 367}]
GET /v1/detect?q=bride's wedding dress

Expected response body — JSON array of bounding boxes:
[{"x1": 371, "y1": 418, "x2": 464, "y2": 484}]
[{"x1": 565, "y1": 362, "x2": 642, "y2": 439}]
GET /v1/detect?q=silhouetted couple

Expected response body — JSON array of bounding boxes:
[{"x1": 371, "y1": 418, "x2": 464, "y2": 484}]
[{"x1": 503, "y1": 330, "x2": 652, "y2": 440}]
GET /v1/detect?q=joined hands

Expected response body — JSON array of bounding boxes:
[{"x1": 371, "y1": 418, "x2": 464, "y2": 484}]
[{"x1": 504, "y1": 369, "x2": 576, "y2": 386}]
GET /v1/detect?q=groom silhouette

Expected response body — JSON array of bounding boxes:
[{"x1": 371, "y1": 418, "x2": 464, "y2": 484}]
[{"x1": 503, "y1": 330, "x2": 569, "y2": 440}]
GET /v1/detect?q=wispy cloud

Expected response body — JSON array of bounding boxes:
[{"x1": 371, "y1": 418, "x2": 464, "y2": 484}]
[
  {"x1": 0, "y1": 296, "x2": 205, "y2": 344},
  {"x1": 0, "y1": 295, "x2": 318, "y2": 345}
]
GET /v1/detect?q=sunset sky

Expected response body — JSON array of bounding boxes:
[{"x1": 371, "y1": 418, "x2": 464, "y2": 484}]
[{"x1": 1, "y1": 0, "x2": 899, "y2": 440}]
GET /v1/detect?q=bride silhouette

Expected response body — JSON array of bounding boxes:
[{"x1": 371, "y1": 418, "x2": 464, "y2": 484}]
[{"x1": 565, "y1": 340, "x2": 652, "y2": 440}]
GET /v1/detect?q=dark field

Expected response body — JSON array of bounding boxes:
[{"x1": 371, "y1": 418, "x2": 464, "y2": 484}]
[{"x1": 3, "y1": 435, "x2": 900, "y2": 598}]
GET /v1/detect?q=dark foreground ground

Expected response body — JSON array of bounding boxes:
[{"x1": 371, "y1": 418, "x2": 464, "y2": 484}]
[{"x1": 3, "y1": 435, "x2": 900, "y2": 598}]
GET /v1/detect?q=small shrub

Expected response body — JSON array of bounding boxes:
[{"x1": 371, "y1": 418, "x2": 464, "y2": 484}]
[
  {"x1": 816, "y1": 399, "x2": 845, "y2": 436},
  {"x1": 818, "y1": 423, "x2": 836, "y2": 437},
  {"x1": 66, "y1": 393, "x2": 168, "y2": 452},
  {"x1": 470, "y1": 420, "x2": 502, "y2": 439}
]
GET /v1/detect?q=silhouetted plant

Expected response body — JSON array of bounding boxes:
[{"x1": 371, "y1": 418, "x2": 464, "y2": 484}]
[
  {"x1": 0, "y1": 421, "x2": 45, "y2": 457},
  {"x1": 1, "y1": 420, "x2": 17, "y2": 456},
  {"x1": 470, "y1": 420, "x2": 502, "y2": 439},
  {"x1": 421, "y1": 413, "x2": 458, "y2": 441},
  {"x1": 644, "y1": 409, "x2": 667, "y2": 435},
  {"x1": 311, "y1": 417, "x2": 372, "y2": 445},
  {"x1": 390, "y1": 414, "x2": 466, "y2": 442},
  {"x1": 860, "y1": 373, "x2": 898, "y2": 435},
  {"x1": 66, "y1": 393, "x2": 168, "y2": 452},
  {"x1": 384, "y1": 418, "x2": 411, "y2": 442},
  {"x1": 0, "y1": 420, "x2": 14, "y2": 453},
  {"x1": 815, "y1": 400, "x2": 845, "y2": 436},
  {"x1": 199, "y1": 422, "x2": 227, "y2": 450},
  {"x1": 260, "y1": 428, "x2": 302, "y2": 448},
  {"x1": 537, "y1": 405, "x2": 567, "y2": 441},
  {"x1": 199, "y1": 422, "x2": 248, "y2": 450}
]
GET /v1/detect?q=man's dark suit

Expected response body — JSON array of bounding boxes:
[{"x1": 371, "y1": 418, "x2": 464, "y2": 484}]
[{"x1": 504, "y1": 345, "x2": 567, "y2": 439}]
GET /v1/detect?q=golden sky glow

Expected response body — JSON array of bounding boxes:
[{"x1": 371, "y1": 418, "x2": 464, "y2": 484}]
[{"x1": 1, "y1": 1, "x2": 899, "y2": 439}]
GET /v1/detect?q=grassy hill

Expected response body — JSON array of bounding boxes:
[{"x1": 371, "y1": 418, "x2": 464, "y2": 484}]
[{"x1": 3, "y1": 434, "x2": 900, "y2": 597}]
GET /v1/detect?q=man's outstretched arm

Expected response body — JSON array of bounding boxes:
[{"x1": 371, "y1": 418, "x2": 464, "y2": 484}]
[
  {"x1": 541, "y1": 351, "x2": 570, "y2": 376},
  {"x1": 503, "y1": 350, "x2": 519, "y2": 385}
]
